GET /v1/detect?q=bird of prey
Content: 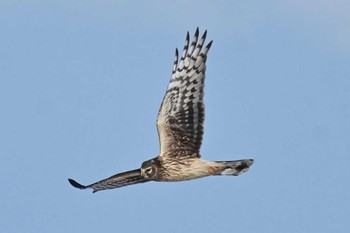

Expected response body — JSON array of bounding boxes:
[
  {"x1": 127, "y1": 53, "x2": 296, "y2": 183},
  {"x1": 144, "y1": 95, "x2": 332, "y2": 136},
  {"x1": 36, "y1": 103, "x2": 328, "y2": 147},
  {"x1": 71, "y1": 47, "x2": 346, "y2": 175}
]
[{"x1": 68, "y1": 28, "x2": 254, "y2": 193}]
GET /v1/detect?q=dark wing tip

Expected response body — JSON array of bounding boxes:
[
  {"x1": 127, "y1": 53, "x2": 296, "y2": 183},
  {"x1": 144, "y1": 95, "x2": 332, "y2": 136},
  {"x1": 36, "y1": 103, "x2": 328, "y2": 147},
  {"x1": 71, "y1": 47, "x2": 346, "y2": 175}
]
[
  {"x1": 202, "y1": 29, "x2": 208, "y2": 39},
  {"x1": 68, "y1": 178, "x2": 87, "y2": 190},
  {"x1": 194, "y1": 27, "x2": 199, "y2": 38},
  {"x1": 206, "y1": 40, "x2": 213, "y2": 49}
]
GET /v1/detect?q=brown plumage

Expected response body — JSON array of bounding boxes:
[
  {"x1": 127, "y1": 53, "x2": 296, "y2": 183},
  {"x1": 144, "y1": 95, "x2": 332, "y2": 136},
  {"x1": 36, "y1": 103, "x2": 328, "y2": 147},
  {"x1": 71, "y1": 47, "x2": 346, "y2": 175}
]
[{"x1": 68, "y1": 28, "x2": 254, "y2": 193}]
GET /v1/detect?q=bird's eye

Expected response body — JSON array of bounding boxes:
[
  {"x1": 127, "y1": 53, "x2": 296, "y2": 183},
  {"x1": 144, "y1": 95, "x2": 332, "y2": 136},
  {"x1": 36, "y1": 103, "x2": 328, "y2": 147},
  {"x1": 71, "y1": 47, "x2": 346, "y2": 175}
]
[{"x1": 145, "y1": 167, "x2": 153, "y2": 174}]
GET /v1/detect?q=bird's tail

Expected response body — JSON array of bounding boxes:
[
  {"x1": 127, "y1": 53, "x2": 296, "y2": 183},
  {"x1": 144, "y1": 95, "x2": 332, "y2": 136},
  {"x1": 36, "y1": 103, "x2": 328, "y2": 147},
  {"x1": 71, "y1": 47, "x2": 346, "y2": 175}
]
[{"x1": 213, "y1": 159, "x2": 254, "y2": 176}]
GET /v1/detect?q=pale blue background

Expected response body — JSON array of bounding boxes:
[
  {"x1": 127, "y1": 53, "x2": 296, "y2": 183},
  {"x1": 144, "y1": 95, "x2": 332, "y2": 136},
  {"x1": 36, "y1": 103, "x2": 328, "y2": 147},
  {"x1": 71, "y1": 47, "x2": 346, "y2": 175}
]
[{"x1": 1, "y1": 1, "x2": 349, "y2": 232}]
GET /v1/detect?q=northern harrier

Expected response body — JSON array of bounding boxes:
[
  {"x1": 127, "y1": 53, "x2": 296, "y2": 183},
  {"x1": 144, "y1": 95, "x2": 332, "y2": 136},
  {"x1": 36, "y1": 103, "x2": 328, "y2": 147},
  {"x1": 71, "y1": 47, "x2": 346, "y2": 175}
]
[{"x1": 68, "y1": 28, "x2": 254, "y2": 193}]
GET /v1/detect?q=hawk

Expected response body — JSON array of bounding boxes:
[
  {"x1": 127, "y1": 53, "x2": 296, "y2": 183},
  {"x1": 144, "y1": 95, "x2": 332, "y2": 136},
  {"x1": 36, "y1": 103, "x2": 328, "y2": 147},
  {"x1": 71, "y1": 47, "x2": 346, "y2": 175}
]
[{"x1": 68, "y1": 28, "x2": 254, "y2": 193}]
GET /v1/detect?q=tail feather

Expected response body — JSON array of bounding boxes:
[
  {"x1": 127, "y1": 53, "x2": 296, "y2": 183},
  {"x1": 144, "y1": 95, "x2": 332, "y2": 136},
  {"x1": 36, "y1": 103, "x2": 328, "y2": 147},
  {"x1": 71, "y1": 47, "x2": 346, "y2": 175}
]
[{"x1": 215, "y1": 159, "x2": 254, "y2": 176}]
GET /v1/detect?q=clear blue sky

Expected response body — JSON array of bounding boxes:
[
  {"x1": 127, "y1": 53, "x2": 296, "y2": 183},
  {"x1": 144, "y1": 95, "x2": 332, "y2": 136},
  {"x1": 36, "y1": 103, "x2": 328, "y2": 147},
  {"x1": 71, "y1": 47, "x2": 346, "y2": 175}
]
[{"x1": 1, "y1": 1, "x2": 349, "y2": 232}]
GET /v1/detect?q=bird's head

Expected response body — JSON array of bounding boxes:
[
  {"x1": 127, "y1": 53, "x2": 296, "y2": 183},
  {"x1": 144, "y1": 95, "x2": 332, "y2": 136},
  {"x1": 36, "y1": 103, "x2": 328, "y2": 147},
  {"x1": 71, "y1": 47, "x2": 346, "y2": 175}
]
[{"x1": 141, "y1": 157, "x2": 160, "y2": 180}]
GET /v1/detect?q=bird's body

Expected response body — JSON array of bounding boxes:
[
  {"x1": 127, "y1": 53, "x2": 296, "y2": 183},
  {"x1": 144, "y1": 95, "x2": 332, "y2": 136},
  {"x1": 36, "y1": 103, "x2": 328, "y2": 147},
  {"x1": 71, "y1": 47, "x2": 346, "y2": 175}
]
[
  {"x1": 142, "y1": 157, "x2": 253, "y2": 182},
  {"x1": 68, "y1": 28, "x2": 254, "y2": 193}
]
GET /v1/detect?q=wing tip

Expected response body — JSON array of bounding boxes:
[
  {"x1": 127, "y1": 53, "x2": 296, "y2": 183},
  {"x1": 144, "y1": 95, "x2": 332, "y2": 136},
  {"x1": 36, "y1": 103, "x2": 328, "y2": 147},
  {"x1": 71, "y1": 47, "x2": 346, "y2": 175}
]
[
  {"x1": 194, "y1": 27, "x2": 199, "y2": 38},
  {"x1": 202, "y1": 29, "x2": 207, "y2": 40},
  {"x1": 68, "y1": 178, "x2": 87, "y2": 190},
  {"x1": 206, "y1": 40, "x2": 213, "y2": 49}
]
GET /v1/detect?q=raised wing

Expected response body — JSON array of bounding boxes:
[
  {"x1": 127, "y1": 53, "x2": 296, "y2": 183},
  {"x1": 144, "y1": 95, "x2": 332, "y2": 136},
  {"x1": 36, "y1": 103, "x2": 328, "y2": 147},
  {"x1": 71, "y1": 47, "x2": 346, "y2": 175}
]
[
  {"x1": 68, "y1": 169, "x2": 149, "y2": 193},
  {"x1": 157, "y1": 28, "x2": 213, "y2": 158}
]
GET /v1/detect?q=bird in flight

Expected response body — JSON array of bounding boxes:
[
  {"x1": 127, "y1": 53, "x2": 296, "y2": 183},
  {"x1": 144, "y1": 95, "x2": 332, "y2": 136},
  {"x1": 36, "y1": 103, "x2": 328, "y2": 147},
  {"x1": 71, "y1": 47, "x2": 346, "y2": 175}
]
[{"x1": 68, "y1": 28, "x2": 254, "y2": 193}]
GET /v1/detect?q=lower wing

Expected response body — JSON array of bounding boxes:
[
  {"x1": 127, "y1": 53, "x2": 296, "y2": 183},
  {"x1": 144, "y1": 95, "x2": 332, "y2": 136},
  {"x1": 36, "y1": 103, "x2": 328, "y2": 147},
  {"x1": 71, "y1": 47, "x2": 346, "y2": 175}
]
[{"x1": 68, "y1": 169, "x2": 149, "y2": 193}]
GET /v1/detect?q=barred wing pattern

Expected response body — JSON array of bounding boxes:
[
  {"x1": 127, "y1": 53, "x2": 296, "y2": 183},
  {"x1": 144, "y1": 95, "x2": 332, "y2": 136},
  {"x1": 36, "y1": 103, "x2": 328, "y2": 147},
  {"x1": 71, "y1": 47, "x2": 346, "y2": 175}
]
[
  {"x1": 68, "y1": 169, "x2": 149, "y2": 193},
  {"x1": 157, "y1": 28, "x2": 213, "y2": 157},
  {"x1": 68, "y1": 29, "x2": 255, "y2": 193}
]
